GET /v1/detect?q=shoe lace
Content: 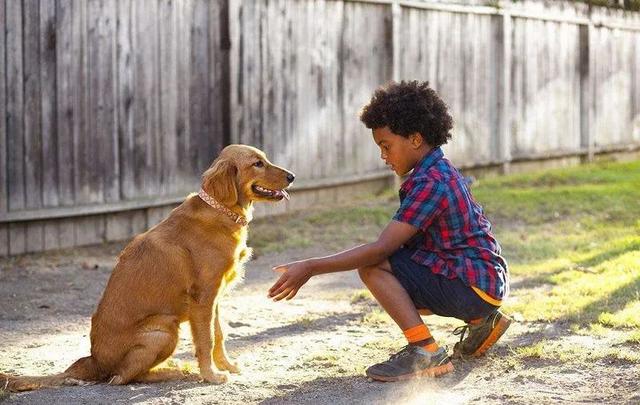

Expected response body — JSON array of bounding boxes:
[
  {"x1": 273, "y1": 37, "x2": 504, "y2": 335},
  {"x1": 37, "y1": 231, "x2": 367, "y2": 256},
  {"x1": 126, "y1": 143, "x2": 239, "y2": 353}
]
[{"x1": 452, "y1": 324, "x2": 470, "y2": 344}]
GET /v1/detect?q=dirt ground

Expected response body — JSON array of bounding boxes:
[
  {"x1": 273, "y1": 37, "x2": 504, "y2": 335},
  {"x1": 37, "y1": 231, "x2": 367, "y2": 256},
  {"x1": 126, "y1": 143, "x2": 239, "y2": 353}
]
[{"x1": 1, "y1": 242, "x2": 638, "y2": 405}]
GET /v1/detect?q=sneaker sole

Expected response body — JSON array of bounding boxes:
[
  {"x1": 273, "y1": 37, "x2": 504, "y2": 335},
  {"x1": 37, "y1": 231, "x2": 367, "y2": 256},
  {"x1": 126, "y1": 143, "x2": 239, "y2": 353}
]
[
  {"x1": 366, "y1": 360, "x2": 454, "y2": 382},
  {"x1": 470, "y1": 315, "x2": 512, "y2": 357}
]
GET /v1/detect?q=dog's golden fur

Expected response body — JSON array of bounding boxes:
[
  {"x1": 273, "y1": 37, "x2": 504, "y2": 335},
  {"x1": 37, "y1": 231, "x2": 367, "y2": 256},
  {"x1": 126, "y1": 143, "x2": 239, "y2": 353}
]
[{"x1": 1, "y1": 145, "x2": 294, "y2": 391}]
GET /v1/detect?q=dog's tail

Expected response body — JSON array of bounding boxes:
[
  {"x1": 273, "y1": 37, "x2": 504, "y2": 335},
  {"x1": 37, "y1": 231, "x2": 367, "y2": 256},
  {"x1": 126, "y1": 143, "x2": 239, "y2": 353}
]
[{"x1": 1, "y1": 356, "x2": 105, "y2": 392}]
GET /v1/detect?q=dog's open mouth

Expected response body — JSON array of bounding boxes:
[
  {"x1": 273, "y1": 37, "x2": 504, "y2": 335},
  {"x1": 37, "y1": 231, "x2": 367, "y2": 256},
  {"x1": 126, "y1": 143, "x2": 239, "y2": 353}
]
[{"x1": 252, "y1": 184, "x2": 290, "y2": 201}]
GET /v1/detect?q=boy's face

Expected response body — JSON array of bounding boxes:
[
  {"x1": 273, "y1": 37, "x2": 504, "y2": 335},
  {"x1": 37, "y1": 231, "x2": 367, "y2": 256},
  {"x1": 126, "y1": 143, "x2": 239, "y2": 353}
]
[{"x1": 373, "y1": 127, "x2": 426, "y2": 176}]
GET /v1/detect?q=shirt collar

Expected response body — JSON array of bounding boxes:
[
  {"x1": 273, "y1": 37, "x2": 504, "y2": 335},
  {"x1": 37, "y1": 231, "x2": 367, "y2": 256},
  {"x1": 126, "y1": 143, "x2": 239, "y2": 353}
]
[
  {"x1": 399, "y1": 147, "x2": 444, "y2": 198},
  {"x1": 410, "y1": 147, "x2": 444, "y2": 177}
]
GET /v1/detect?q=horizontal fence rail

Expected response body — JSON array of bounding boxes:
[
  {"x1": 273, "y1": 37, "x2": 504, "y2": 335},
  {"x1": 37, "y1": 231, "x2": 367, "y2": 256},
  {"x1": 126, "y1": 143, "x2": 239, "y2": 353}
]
[{"x1": 2, "y1": 0, "x2": 640, "y2": 255}]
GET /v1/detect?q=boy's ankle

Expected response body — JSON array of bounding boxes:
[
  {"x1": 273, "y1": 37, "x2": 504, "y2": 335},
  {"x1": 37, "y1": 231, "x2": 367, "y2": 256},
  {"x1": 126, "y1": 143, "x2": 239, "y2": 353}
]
[{"x1": 409, "y1": 339, "x2": 439, "y2": 352}]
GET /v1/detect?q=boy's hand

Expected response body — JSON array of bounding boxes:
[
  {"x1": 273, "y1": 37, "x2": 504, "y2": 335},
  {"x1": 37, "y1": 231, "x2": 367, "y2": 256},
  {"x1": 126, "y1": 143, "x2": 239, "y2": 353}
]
[{"x1": 268, "y1": 261, "x2": 312, "y2": 301}]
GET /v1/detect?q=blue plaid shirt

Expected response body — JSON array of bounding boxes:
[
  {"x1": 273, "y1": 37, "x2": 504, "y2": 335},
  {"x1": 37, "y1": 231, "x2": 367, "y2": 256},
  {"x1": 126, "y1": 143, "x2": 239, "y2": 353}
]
[{"x1": 393, "y1": 147, "x2": 509, "y2": 301}]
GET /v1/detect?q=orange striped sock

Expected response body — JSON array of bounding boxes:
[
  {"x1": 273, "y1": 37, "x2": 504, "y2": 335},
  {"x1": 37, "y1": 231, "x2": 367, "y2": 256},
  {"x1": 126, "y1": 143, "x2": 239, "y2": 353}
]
[{"x1": 403, "y1": 324, "x2": 439, "y2": 352}]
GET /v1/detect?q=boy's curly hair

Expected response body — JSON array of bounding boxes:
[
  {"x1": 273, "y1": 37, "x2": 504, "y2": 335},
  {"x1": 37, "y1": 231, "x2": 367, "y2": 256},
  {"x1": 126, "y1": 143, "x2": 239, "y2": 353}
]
[{"x1": 359, "y1": 80, "x2": 453, "y2": 147}]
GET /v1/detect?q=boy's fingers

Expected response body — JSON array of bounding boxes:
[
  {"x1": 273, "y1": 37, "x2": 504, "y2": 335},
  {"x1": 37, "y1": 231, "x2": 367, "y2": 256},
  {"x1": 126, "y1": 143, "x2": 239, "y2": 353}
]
[
  {"x1": 273, "y1": 288, "x2": 291, "y2": 301},
  {"x1": 285, "y1": 288, "x2": 298, "y2": 300},
  {"x1": 269, "y1": 279, "x2": 291, "y2": 299},
  {"x1": 268, "y1": 275, "x2": 288, "y2": 294}
]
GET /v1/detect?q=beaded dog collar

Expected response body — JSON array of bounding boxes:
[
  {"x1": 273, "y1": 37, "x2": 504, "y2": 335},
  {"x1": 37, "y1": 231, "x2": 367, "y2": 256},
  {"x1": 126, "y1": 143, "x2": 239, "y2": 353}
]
[{"x1": 197, "y1": 188, "x2": 248, "y2": 226}]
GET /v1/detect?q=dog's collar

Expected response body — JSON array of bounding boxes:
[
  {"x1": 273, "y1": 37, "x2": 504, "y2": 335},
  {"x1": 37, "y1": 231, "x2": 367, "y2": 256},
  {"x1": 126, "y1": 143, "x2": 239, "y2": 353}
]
[{"x1": 198, "y1": 188, "x2": 248, "y2": 226}]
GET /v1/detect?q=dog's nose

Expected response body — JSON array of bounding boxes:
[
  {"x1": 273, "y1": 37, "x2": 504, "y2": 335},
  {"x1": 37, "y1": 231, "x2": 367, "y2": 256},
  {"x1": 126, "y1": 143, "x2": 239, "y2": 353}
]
[{"x1": 286, "y1": 173, "x2": 295, "y2": 184}]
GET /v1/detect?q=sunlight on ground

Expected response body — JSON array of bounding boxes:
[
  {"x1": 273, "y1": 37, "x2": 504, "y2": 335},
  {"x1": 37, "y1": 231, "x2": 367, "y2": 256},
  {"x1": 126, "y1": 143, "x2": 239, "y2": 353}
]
[{"x1": 399, "y1": 390, "x2": 469, "y2": 405}]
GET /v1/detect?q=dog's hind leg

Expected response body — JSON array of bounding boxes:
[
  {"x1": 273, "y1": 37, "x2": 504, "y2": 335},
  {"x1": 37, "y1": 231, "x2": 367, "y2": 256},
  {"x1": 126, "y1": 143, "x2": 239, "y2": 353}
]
[
  {"x1": 133, "y1": 368, "x2": 201, "y2": 383},
  {"x1": 64, "y1": 356, "x2": 104, "y2": 382},
  {"x1": 109, "y1": 328, "x2": 178, "y2": 385},
  {"x1": 1, "y1": 356, "x2": 102, "y2": 392}
]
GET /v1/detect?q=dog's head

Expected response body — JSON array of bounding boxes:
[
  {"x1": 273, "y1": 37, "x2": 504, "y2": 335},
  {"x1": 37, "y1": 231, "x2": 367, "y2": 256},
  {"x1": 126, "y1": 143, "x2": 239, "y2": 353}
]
[{"x1": 201, "y1": 145, "x2": 295, "y2": 207}]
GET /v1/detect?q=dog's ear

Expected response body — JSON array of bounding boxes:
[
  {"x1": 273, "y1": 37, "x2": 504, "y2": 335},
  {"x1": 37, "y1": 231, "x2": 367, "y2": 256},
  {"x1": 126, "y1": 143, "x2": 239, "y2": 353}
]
[{"x1": 202, "y1": 158, "x2": 238, "y2": 207}]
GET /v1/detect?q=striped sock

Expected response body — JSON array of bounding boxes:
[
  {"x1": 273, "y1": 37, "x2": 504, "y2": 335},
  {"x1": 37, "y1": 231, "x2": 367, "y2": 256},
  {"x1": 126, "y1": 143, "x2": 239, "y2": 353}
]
[{"x1": 403, "y1": 324, "x2": 439, "y2": 352}]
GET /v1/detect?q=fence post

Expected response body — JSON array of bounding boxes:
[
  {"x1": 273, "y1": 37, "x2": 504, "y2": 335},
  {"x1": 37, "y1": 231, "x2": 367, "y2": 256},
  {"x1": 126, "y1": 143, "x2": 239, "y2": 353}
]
[
  {"x1": 391, "y1": 0, "x2": 403, "y2": 189},
  {"x1": 579, "y1": 20, "x2": 594, "y2": 162},
  {"x1": 220, "y1": 0, "x2": 232, "y2": 148},
  {"x1": 391, "y1": 0, "x2": 401, "y2": 82},
  {"x1": 494, "y1": 9, "x2": 512, "y2": 174}
]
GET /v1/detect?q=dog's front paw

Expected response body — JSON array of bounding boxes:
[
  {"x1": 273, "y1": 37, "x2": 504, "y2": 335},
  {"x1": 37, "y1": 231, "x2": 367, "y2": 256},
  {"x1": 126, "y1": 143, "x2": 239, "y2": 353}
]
[
  {"x1": 200, "y1": 370, "x2": 228, "y2": 384},
  {"x1": 216, "y1": 360, "x2": 240, "y2": 374}
]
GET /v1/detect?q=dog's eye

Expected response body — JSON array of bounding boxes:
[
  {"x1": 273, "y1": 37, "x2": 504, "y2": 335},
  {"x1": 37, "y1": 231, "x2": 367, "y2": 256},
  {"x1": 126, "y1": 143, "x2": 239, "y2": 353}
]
[{"x1": 253, "y1": 161, "x2": 264, "y2": 168}]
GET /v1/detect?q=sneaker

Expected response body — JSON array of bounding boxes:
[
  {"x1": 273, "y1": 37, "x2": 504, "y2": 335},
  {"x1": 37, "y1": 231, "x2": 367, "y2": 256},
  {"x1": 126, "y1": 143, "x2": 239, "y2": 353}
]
[
  {"x1": 452, "y1": 310, "x2": 512, "y2": 358},
  {"x1": 365, "y1": 345, "x2": 454, "y2": 382}
]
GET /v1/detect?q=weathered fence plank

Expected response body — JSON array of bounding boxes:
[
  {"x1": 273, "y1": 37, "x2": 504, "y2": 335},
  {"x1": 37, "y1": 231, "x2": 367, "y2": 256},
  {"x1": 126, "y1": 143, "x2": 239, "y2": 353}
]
[
  {"x1": 88, "y1": 0, "x2": 119, "y2": 203},
  {"x1": 23, "y1": 0, "x2": 43, "y2": 211},
  {"x1": 41, "y1": 0, "x2": 58, "y2": 208},
  {"x1": 55, "y1": 0, "x2": 76, "y2": 207},
  {"x1": 511, "y1": 17, "x2": 582, "y2": 158},
  {"x1": 23, "y1": 0, "x2": 46, "y2": 252},
  {"x1": 159, "y1": 0, "x2": 179, "y2": 195},
  {"x1": 116, "y1": 0, "x2": 135, "y2": 200},
  {"x1": 134, "y1": 0, "x2": 161, "y2": 198},
  {"x1": 54, "y1": 0, "x2": 80, "y2": 249},
  {"x1": 6, "y1": 1, "x2": 27, "y2": 254},
  {"x1": 71, "y1": 0, "x2": 90, "y2": 205},
  {"x1": 592, "y1": 26, "x2": 636, "y2": 147},
  {"x1": 6, "y1": 0, "x2": 25, "y2": 213},
  {"x1": 0, "y1": 0, "x2": 6, "y2": 255}
]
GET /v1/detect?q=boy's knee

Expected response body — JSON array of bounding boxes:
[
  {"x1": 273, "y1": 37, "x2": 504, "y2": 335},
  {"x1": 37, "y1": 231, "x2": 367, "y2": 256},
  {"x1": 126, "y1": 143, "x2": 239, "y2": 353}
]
[
  {"x1": 358, "y1": 263, "x2": 389, "y2": 283},
  {"x1": 357, "y1": 266, "x2": 373, "y2": 282}
]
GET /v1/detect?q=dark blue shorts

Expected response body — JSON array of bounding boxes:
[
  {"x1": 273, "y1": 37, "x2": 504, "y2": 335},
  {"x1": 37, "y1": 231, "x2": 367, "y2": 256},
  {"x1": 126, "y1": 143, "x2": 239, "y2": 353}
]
[{"x1": 388, "y1": 247, "x2": 498, "y2": 322}]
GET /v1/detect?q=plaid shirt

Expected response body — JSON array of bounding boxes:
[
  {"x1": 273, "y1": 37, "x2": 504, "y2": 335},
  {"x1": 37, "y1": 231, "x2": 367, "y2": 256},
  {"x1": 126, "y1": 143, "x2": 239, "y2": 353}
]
[{"x1": 393, "y1": 147, "x2": 509, "y2": 301}]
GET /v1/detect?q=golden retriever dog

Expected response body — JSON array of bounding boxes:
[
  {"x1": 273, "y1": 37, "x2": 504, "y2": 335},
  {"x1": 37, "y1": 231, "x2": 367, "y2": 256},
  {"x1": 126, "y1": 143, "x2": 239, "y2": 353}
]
[{"x1": 1, "y1": 144, "x2": 294, "y2": 391}]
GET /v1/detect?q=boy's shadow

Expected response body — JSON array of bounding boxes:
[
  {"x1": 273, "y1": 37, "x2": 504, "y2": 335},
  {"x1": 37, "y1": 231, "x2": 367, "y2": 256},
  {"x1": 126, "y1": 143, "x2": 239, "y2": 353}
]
[{"x1": 260, "y1": 359, "x2": 475, "y2": 405}]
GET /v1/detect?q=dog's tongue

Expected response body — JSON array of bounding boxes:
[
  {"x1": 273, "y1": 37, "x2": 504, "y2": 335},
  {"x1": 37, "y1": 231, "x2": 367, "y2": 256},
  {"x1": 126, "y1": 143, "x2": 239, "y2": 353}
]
[{"x1": 277, "y1": 189, "x2": 290, "y2": 201}]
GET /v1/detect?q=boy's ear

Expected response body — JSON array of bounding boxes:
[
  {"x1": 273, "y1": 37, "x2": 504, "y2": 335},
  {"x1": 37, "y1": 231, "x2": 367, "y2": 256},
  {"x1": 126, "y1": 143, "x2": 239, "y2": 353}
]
[{"x1": 409, "y1": 132, "x2": 423, "y2": 148}]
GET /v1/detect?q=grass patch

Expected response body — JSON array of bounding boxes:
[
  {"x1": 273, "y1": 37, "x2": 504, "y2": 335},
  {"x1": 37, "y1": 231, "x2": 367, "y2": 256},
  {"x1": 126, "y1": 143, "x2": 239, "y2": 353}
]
[
  {"x1": 625, "y1": 330, "x2": 640, "y2": 344},
  {"x1": 475, "y1": 160, "x2": 640, "y2": 351},
  {"x1": 305, "y1": 352, "x2": 340, "y2": 366},
  {"x1": 293, "y1": 315, "x2": 318, "y2": 329},
  {"x1": 513, "y1": 339, "x2": 640, "y2": 364},
  {"x1": 362, "y1": 308, "x2": 392, "y2": 325},
  {"x1": 350, "y1": 289, "x2": 375, "y2": 304}
]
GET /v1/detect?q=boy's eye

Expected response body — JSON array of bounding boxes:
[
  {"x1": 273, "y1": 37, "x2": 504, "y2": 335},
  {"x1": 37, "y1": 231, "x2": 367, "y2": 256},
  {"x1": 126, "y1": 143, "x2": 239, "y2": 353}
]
[{"x1": 253, "y1": 161, "x2": 264, "y2": 168}]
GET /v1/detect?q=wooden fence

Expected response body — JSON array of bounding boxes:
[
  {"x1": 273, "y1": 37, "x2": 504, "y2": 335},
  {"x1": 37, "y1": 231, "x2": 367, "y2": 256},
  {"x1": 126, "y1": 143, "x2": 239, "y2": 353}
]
[
  {"x1": 0, "y1": 0, "x2": 229, "y2": 255},
  {"x1": 2, "y1": 0, "x2": 640, "y2": 256}
]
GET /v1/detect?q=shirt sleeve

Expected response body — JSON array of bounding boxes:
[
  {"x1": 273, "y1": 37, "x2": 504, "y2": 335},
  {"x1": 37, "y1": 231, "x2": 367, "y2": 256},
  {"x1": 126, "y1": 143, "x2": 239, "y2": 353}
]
[{"x1": 393, "y1": 180, "x2": 448, "y2": 231}]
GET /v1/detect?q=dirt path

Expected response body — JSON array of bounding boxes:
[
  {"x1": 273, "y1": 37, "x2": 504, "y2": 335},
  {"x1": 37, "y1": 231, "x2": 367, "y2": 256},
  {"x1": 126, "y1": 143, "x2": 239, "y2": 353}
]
[{"x1": 1, "y1": 244, "x2": 638, "y2": 404}]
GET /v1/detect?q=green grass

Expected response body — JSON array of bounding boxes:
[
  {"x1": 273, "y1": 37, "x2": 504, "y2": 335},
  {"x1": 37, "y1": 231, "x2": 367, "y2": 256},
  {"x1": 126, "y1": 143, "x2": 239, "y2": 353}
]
[
  {"x1": 474, "y1": 160, "x2": 640, "y2": 333},
  {"x1": 250, "y1": 158, "x2": 640, "y2": 359},
  {"x1": 512, "y1": 339, "x2": 640, "y2": 364}
]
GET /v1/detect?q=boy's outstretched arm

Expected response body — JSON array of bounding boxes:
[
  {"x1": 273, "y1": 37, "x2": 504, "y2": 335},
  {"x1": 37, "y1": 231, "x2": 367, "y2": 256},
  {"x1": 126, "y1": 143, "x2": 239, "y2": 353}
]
[{"x1": 268, "y1": 220, "x2": 418, "y2": 301}]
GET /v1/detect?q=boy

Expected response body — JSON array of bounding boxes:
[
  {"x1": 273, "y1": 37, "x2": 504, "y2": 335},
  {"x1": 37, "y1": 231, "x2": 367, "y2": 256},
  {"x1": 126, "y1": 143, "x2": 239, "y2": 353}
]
[{"x1": 268, "y1": 80, "x2": 510, "y2": 381}]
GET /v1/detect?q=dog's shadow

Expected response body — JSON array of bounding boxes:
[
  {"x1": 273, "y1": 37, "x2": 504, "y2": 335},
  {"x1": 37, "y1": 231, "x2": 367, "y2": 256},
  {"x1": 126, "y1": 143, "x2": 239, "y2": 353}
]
[{"x1": 3, "y1": 379, "x2": 199, "y2": 404}]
